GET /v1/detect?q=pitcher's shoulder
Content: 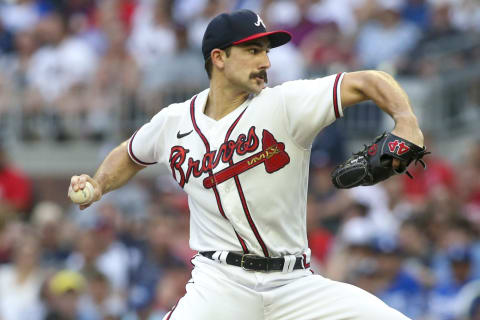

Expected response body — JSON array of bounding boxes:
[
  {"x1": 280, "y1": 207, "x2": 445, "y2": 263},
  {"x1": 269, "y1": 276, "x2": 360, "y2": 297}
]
[{"x1": 161, "y1": 89, "x2": 207, "y2": 118}]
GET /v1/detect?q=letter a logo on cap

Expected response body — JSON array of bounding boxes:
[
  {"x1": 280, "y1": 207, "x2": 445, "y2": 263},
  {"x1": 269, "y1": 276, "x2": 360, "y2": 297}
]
[{"x1": 254, "y1": 14, "x2": 266, "y2": 28}]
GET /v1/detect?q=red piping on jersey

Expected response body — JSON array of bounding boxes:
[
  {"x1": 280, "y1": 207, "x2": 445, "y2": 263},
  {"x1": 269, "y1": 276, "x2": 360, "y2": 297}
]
[
  {"x1": 128, "y1": 129, "x2": 158, "y2": 165},
  {"x1": 302, "y1": 253, "x2": 310, "y2": 268},
  {"x1": 190, "y1": 96, "x2": 249, "y2": 253},
  {"x1": 333, "y1": 73, "x2": 342, "y2": 119},
  {"x1": 224, "y1": 109, "x2": 270, "y2": 258},
  {"x1": 166, "y1": 300, "x2": 179, "y2": 320}
]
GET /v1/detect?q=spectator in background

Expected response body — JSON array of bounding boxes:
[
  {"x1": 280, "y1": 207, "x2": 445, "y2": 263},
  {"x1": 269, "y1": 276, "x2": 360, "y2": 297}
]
[
  {"x1": 93, "y1": 219, "x2": 131, "y2": 295},
  {"x1": 429, "y1": 246, "x2": 478, "y2": 320},
  {"x1": 78, "y1": 269, "x2": 125, "y2": 320},
  {"x1": 429, "y1": 215, "x2": 480, "y2": 290},
  {"x1": 62, "y1": 219, "x2": 131, "y2": 307},
  {"x1": 187, "y1": 0, "x2": 228, "y2": 50},
  {"x1": 31, "y1": 201, "x2": 71, "y2": 268},
  {"x1": 0, "y1": 0, "x2": 39, "y2": 33},
  {"x1": 0, "y1": 143, "x2": 32, "y2": 216},
  {"x1": 400, "y1": 1, "x2": 462, "y2": 76},
  {"x1": 301, "y1": 20, "x2": 354, "y2": 78},
  {"x1": 306, "y1": 197, "x2": 334, "y2": 268},
  {"x1": 67, "y1": 11, "x2": 104, "y2": 55},
  {"x1": 154, "y1": 174, "x2": 189, "y2": 217},
  {"x1": 65, "y1": 229, "x2": 101, "y2": 274},
  {"x1": 8, "y1": 29, "x2": 39, "y2": 139},
  {"x1": 307, "y1": 0, "x2": 370, "y2": 37},
  {"x1": 401, "y1": 133, "x2": 456, "y2": 208},
  {"x1": 86, "y1": 21, "x2": 140, "y2": 140},
  {"x1": 246, "y1": 0, "x2": 307, "y2": 85},
  {"x1": 151, "y1": 267, "x2": 191, "y2": 317},
  {"x1": 347, "y1": 177, "x2": 411, "y2": 239},
  {"x1": 402, "y1": 0, "x2": 432, "y2": 30},
  {"x1": 277, "y1": 0, "x2": 319, "y2": 47},
  {"x1": 397, "y1": 217, "x2": 436, "y2": 289},
  {"x1": 172, "y1": 0, "x2": 209, "y2": 26},
  {"x1": 453, "y1": 280, "x2": 480, "y2": 320},
  {"x1": 128, "y1": 0, "x2": 176, "y2": 70},
  {"x1": 11, "y1": 29, "x2": 38, "y2": 88},
  {"x1": 306, "y1": 124, "x2": 348, "y2": 244},
  {"x1": 263, "y1": 0, "x2": 302, "y2": 30},
  {"x1": 372, "y1": 238, "x2": 426, "y2": 319},
  {"x1": 308, "y1": 157, "x2": 351, "y2": 236},
  {"x1": 471, "y1": 297, "x2": 480, "y2": 320},
  {"x1": 44, "y1": 269, "x2": 93, "y2": 320},
  {"x1": 0, "y1": 232, "x2": 45, "y2": 320},
  {"x1": 0, "y1": 216, "x2": 12, "y2": 263},
  {"x1": 0, "y1": 58, "x2": 13, "y2": 119},
  {"x1": 459, "y1": 140, "x2": 480, "y2": 225},
  {"x1": 54, "y1": 0, "x2": 96, "y2": 23},
  {"x1": 348, "y1": 256, "x2": 382, "y2": 295},
  {"x1": 128, "y1": 215, "x2": 186, "y2": 313},
  {"x1": 325, "y1": 213, "x2": 377, "y2": 282},
  {"x1": 0, "y1": 16, "x2": 16, "y2": 130},
  {"x1": 25, "y1": 11, "x2": 98, "y2": 139},
  {"x1": 266, "y1": 39, "x2": 306, "y2": 85},
  {"x1": 0, "y1": 17, "x2": 15, "y2": 122},
  {"x1": 0, "y1": 18, "x2": 14, "y2": 55},
  {"x1": 142, "y1": 23, "x2": 206, "y2": 111},
  {"x1": 449, "y1": 0, "x2": 480, "y2": 32},
  {"x1": 92, "y1": 0, "x2": 138, "y2": 54},
  {"x1": 356, "y1": 0, "x2": 420, "y2": 70},
  {"x1": 0, "y1": 0, "x2": 477, "y2": 318}
]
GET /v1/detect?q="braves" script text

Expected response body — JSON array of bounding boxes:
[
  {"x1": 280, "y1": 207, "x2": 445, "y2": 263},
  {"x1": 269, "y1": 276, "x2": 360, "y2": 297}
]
[{"x1": 169, "y1": 127, "x2": 259, "y2": 187}]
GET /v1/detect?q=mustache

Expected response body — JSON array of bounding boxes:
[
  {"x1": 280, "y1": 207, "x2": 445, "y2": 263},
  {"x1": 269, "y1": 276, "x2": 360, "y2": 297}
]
[{"x1": 250, "y1": 70, "x2": 268, "y2": 83}]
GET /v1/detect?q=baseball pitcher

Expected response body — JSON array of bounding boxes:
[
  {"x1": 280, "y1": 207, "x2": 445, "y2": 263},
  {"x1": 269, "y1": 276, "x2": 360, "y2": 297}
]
[{"x1": 69, "y1": 10, "x2": 427, "y2": 320}]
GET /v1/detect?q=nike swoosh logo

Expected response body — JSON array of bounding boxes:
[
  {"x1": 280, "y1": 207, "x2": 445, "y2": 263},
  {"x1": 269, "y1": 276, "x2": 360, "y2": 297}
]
[{"x1": 177, "y1": 130, "x2": 193, "y2": 139}]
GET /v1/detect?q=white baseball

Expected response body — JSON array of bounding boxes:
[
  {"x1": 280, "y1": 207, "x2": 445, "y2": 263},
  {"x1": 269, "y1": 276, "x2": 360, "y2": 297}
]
[{"x1": 69, "y1": 181, "x2": 95, "y2": 205}]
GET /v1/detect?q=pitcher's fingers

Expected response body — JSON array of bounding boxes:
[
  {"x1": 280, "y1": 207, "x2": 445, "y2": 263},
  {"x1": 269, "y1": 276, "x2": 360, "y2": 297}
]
[
  {"x1": 80, "y1": 174, "x2": 97, "y2": 186},
  {"x1": 392, "y1": 158, "x2": 401, "y2": 169},
  {"x1": 392, "y1": 159, "x2": 408, "y2": 173},
  {"x1": 79, "y1": 203, "x2": 91, "y2": 210},
  {"x1": 78, "y1": 175, "x2": 89, "y2": 189},
  {"x1": 79, "y1": 174, "x2": 101, "y2": 203},
  {"x1": 70, "y1": 175, "x2": 82, "y2": 191}
]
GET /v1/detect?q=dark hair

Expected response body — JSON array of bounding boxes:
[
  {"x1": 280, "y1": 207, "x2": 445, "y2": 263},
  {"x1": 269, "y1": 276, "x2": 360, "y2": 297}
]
[{"x1": 204, "y1": 46, "x2": 231, "y2": 79}]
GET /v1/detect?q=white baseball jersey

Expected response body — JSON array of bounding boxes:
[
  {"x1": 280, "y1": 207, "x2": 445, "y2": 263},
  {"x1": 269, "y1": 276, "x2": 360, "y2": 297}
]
[{"x1": 128, "y1": 73, "x2": 345, "y2": 258}]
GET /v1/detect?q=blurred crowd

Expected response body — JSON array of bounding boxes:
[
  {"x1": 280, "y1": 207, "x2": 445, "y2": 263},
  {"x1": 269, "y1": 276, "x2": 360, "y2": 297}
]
[
  {"x1": 0, "y1": 0, "x2": 479, "y2": 141},
  {"x1": 1, "y1": 0, "x2": 480, "y2": 320},
  {"x1": 2, "y1": 132, "x2": 480, "y2": 320}
]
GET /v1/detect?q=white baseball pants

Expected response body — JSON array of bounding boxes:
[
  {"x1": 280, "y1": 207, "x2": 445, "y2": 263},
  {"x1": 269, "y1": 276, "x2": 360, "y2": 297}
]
[{"x1": 162, "y1": 255, "x2": 410, "y2": 320}]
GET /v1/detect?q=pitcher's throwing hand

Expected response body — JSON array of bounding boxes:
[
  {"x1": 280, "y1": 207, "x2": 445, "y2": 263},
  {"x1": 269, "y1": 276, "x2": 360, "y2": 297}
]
[{"x1": 68, "y1": 174, "x2": 101, "y2": 210}]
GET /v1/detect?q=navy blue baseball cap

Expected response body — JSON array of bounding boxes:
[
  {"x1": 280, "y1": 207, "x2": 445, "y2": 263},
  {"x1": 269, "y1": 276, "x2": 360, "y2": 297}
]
[{"x1": 202, "y1": 9, "x2": 292, "y2": 61}]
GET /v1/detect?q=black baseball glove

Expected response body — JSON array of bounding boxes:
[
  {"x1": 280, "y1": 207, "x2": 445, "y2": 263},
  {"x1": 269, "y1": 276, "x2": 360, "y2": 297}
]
[{"x1": 331, "y1": 132, "x2": 429, "y2": 189}]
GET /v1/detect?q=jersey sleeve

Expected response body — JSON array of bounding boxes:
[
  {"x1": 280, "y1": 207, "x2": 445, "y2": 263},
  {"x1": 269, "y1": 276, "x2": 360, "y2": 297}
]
[
  {"x1": 280, "y1": 72, "x2": 345, "y2": 148},
  {"x1": 127, "y1": 109, "x2": 168, "y2": 166}
]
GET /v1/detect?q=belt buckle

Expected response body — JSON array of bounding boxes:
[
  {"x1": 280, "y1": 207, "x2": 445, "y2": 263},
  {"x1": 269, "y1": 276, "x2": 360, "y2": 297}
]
[{"x1": 240, "y1": 254, "x2": 266, "y2": 271}]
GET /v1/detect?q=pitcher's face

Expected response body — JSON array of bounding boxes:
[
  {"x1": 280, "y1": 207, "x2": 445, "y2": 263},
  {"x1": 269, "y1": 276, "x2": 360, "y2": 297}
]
[{"x1": 223, "y1": 38, "x2": 271, "y2": 94}]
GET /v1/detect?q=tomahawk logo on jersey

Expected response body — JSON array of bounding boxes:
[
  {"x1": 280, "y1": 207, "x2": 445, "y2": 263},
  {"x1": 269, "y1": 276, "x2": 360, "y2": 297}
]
[
  {"x1": 169, "y1": 126, "x2": 290, "y2": 188},
  {"x1": 127, "y1": 73, "x2": 345, "y2": 258}
]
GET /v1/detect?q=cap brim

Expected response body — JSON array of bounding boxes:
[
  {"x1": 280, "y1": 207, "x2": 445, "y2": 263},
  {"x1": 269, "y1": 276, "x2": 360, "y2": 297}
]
[{"x1": 232, "y1": 30, "x2": 292, "y2": 48}]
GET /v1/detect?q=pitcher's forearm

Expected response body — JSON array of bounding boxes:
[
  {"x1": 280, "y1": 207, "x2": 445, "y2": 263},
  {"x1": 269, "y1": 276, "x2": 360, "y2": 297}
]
[
  {"x1": 340, "y1": 71, "x2": 423, "y2": 145},
  {"x1": 93, "y1": 141, "x2": 145, "y2": 195},
  {"x1": 368, "y1": 71, "x2": 417, "y2": 124},
  {"x1": 341, "y1": 71, "x2": 416, "y2": 120}
]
